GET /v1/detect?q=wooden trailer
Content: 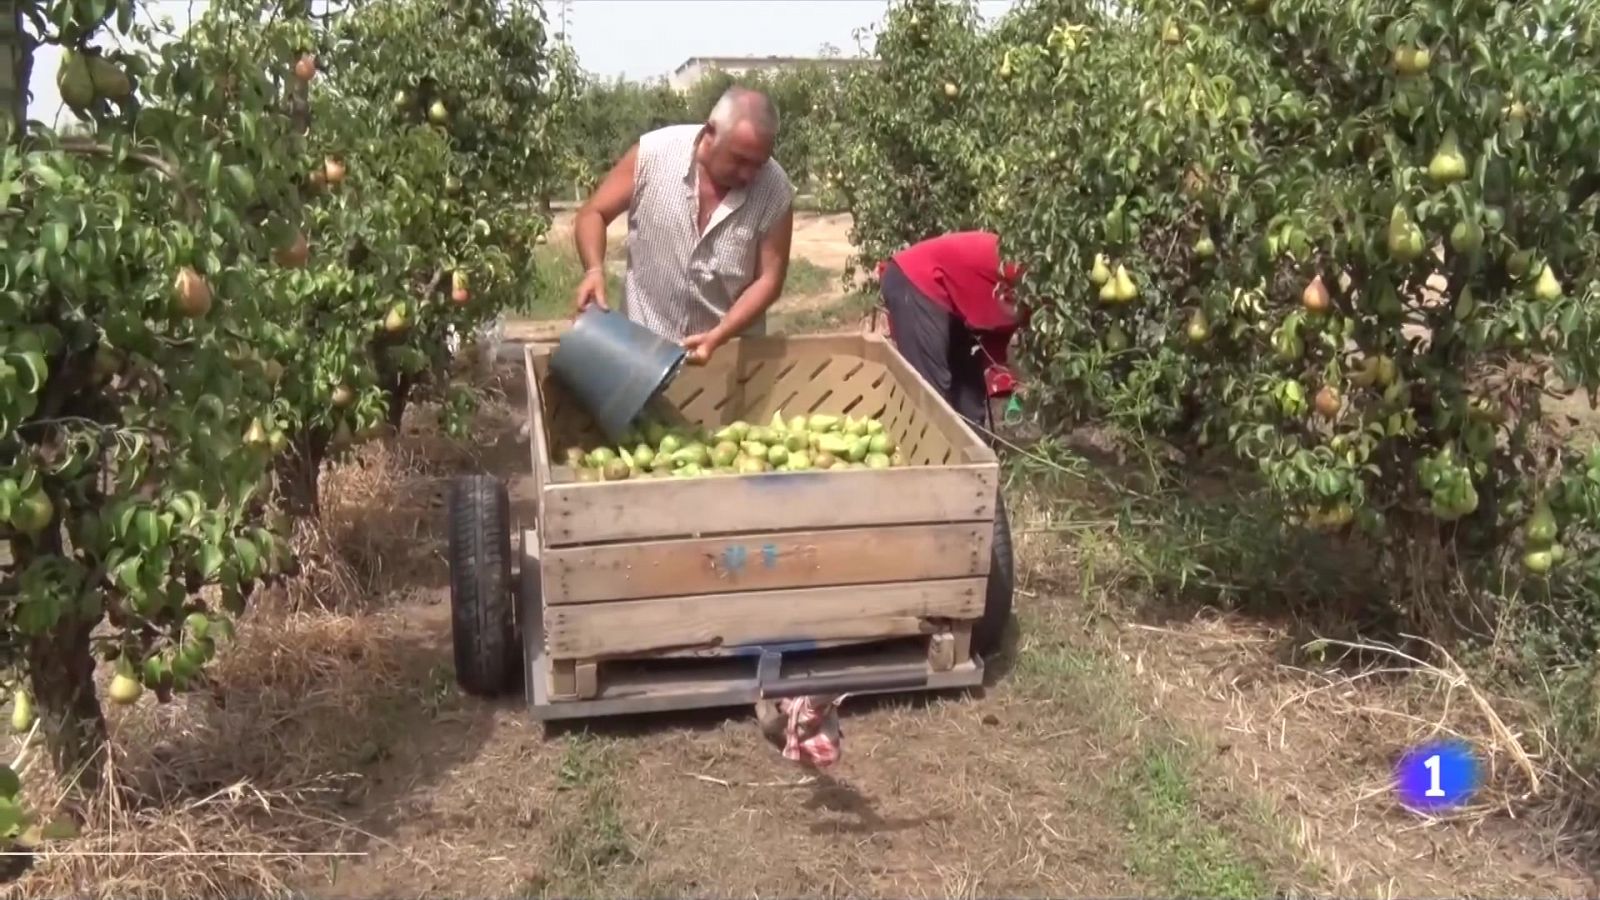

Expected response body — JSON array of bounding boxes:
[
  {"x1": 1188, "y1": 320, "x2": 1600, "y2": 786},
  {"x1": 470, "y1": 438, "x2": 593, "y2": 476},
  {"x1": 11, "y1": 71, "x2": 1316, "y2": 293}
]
[{"x1": 443, "y1": 332, "x2": 1013, "y2": 721}]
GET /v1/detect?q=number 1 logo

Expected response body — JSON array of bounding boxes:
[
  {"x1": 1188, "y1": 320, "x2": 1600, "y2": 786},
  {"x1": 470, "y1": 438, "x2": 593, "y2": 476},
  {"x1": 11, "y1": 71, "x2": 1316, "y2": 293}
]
[{"x1": 1396, "y1": 740, "x2": 1479, "y2": 811}]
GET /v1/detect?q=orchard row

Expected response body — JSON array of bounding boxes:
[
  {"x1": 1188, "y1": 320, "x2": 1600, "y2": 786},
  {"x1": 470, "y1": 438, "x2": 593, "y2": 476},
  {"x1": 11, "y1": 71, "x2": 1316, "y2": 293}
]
[
  {"x1": 0, "y1": 0, "x2": 557, "y2": 799},
  {"x1": 822, "y1": 0, "x2": 1600, "y2": 604}
]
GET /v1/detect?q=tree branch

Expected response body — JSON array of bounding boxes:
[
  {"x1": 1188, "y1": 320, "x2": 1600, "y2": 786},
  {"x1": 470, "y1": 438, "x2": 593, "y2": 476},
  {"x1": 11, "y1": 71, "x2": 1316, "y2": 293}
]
[{"x1": 56, "y1": 138, "x2": 201, "y2": 220}]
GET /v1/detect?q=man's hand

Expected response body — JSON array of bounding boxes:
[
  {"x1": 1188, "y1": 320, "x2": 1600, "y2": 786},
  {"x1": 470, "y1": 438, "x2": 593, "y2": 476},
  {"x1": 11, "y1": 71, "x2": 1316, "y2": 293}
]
[
  {"x1": 573, "y1": 268, "x2": 610, "y2": 315},
  {"x1": 682, "y1": 330, "x2": 723, "y2": 366},
  {"x1": 572, "y1": 142, "x2": 635, "y2": 317}
]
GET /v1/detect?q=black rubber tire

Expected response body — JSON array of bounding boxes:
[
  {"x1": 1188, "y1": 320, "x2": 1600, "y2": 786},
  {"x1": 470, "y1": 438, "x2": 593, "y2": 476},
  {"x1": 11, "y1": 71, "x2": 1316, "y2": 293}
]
[
  {"x1": 973, "y1": 490, "x2": 1015, "y2": 658},
  {"x1": 446, "y1": 474, "x2": 517, "y2": 696}
]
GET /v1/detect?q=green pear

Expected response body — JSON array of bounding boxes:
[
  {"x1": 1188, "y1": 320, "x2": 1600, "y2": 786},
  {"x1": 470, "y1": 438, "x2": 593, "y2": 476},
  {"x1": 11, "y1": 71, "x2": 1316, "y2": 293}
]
[
  {"x1": 1386, "y1": 204, "x2": 1424, "y2": 263},
  {"x1": 1427, "y1": 129, "x2": 1468, "y2": 185},
  {"x1": 1105, "y1": 324, "x2": 1130, "y2": 353},
  {"x1": 1449, "y1": 219, "x2": 1484, "y2": 254},
  {"x1": 1526, "y1": 499, "x2": 1558, "y2": 547}
]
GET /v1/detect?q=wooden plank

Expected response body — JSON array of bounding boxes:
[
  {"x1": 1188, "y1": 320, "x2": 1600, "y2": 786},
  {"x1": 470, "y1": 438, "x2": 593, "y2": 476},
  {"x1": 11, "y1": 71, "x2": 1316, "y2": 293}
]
[
  {"x1": 544, "y1": 577, "x2": 985, "y2": 659},
  {"x1": 952, "y1": 623, "x2": 973, "y2": 666},
  {"x1": 540, "y1": 463, "x2": 998, "y2": 546},
  {"x1": 523, "y1": 345, "x2": 551, "y2": 503},
  {"x1": 575, "y1": 662, "x2": 599, "y2": 699},
  {"x1": 520, "y1": 528, "x2": 547, "y2": 712},
  {"x1": 542, "y1": 521, "x2": 993, "y2": 605},
  {"x1": 528, "y1": 655, "x2": 983, "y2": 721},
  {"x1": 550, "y1": 659, "x2": 577, "y2": 699}
]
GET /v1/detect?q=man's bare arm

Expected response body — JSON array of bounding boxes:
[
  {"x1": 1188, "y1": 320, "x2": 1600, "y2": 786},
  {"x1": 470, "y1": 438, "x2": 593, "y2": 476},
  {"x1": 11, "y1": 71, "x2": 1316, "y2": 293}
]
[
  {"x1": 572, "y1": 143, "x2": 637, "y2": 311},
  {"x1": 705, "y1": 204, "x2": 795, "y2": 342}
]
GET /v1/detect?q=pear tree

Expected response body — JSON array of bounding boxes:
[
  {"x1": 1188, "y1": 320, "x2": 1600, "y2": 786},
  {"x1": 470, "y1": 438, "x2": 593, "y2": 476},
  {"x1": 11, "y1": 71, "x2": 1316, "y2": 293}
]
[
  {"x1": 0, "y1": 0, "x2": 554, "y2": 800},
  {"x1": 834, "y1": 0, "x2": 1600, "y2": 612}
]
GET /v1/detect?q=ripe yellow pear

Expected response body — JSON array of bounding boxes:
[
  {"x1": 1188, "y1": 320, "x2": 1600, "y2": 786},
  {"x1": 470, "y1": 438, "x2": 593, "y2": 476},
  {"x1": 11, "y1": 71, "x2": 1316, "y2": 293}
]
[
  {"x1": 1193, "y1": 236, "x2": 1215, "y2": 259},
  {"x1": 1161, "y1": 19, "x2": 1182, "y2": 45},
  {"x1": 1090, "y1": 254, "x2": 1111, "y2": 286},
  {"x1": 383, "y1": 303, "x2": 409, "y2": 333},
  {"x1": 1112, "y1": 265, "x2": 1138, "y2": 303},
  {"x1": 1098, "y1": 277, "x2": 1118, "y2": 304},
  {"x1": 1185, "y1": 309, "x2": 1211, "y2": 343},
  {"x1": 10, "y1": 690, "x2": 32, "y2": 733},
  {"x1": 108, "y1": 672, "x2": 143, "y2": 705},
  {"x1": 1427, "y1": 129, "x2": 1468, "y2": 185},
  {"x1": 1534, "y1": 263, "x2": 1562, "y2": 301},
  {"x1": 1394, "y1": 45, "x2": 1431, "y2": 76},
  {"x1": 244, "y1": 418, "x2": 268, "y2": 445}
]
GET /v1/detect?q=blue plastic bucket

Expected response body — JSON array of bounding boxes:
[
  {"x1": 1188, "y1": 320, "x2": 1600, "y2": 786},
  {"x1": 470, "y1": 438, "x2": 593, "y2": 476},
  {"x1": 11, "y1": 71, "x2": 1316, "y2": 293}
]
[{"x1": 548, "y1": 308, "x2": 688, "y2": 444}]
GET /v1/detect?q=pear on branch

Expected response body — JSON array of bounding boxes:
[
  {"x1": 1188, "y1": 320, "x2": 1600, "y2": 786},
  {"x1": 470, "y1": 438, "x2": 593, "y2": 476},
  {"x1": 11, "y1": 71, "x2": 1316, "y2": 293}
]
[
  {"x1": 1427, "y1": 129, "x2": 1469, "y2": 186},
  {"x1": 1387, "y1": 204, "x2": 1425, "y2": 263}
]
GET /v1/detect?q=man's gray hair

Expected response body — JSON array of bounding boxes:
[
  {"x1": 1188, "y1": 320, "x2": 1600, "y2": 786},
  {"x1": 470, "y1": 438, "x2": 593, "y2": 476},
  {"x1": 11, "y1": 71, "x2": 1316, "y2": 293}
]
[{"x1": 708, "y1": 86, "x2": 779, "y2": 144}]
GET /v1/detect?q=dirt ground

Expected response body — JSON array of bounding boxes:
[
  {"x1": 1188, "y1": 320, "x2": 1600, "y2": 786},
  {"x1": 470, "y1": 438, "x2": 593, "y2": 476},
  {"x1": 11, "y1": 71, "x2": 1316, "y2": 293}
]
[{"x1": 5, "y1": 215, "x2": 1600, "y2": 899}]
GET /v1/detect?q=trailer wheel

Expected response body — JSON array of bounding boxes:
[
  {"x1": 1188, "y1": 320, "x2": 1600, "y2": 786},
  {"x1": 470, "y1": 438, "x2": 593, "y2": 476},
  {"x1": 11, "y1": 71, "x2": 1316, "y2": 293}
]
[
  {"x1": 447, "y1": 474, "x2": 517, "y2": 696},
  {"x1": 973, "y1": 490, "x2": 1014, "y2": 658}
]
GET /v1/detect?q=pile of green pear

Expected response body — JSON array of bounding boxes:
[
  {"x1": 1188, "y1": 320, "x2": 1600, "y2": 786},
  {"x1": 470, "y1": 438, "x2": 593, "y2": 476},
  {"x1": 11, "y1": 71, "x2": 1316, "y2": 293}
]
[{"x1": 563, "y1": 411, "x2": 906, "y2": 481}]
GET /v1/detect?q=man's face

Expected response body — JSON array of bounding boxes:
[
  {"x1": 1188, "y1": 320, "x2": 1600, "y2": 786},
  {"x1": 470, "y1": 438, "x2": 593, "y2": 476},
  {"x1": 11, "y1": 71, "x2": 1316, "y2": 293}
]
[{"x1": 702, "y1": 120, "x2": 773, "y2": 190}]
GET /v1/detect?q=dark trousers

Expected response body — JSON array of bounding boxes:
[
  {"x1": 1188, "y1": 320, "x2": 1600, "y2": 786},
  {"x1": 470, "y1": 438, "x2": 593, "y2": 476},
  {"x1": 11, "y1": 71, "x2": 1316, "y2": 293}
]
[{"x1": 880, "y1": 261, "x2": 991, "y2": 435}]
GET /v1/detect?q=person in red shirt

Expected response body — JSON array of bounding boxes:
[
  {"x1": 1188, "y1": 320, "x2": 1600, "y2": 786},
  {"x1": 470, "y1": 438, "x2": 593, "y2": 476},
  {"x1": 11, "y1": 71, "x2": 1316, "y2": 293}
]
[{"x1": 876, "y1": 231, "x2": 1026, "y2": 434}]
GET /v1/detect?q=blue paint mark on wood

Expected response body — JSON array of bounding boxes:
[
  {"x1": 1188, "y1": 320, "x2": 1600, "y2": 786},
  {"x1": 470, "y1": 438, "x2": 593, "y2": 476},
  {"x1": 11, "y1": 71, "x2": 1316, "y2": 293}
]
[
  {"x1": 722, "y1": 544, "x2": 747, "y2": 573},
  {"x1": 761, "y1": 543, "x2": 779, "y2": 569}
]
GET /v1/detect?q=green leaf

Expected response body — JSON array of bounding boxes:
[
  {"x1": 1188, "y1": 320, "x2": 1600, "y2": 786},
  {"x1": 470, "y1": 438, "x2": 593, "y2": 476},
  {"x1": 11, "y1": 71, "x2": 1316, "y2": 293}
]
[
  {"x1": 43, "y1": 223, "x2": 68, "y2": 256},
  {"x1": 198, "y1": 543, "x2": 225, "y2": 580},
  {"x1": 233, "y1": 535, "x2": 261, "y2": 581},
  {"x1": 7, "y1": 352, "x2": 46, "y2": 394},
  {"x1": 0, "y1": 798, "x2": 24, "y2": 838}
]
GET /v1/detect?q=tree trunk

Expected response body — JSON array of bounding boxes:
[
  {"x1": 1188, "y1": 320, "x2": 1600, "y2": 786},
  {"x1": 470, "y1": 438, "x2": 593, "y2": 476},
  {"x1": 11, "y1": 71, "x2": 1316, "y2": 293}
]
[
  {"x1": 276, "y1": 428, "x2": 328, "y2": 516},
  {"x1": 13, "y1": 500, "x2": 108, "y2": 790},
  {"x1": 2, "y1": 1, "x2": 34, "y2": 136},
  {"x1": 27, "y1": 617, "x2": 106, "y2": 789},
  {"x1": 384, "y1": 373, "x2": 414, "y2": 432}
]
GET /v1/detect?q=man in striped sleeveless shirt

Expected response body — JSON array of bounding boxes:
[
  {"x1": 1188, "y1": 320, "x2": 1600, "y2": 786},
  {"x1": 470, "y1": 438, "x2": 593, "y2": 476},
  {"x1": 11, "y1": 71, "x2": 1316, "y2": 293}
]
[{"x1": 572, "y1": 86, "x2": 796, "y2": 365}]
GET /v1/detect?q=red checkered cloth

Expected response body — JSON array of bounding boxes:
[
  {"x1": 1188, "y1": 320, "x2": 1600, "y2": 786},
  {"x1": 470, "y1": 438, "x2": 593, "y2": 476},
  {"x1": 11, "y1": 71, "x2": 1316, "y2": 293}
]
[{"x1": 778, "y1": 696, "x2": 843, "y2": 768}]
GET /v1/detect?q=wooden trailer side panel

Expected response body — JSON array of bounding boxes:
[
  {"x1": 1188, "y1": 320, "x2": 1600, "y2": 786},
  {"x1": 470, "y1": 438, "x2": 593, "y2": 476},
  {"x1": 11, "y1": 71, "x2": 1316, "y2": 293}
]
[
  {"x1": 543, "y1": 576, "x2": 985, "y2": 659},
  {"x1": 542, "y1": 521, "x2": 994, "y2": 605}
]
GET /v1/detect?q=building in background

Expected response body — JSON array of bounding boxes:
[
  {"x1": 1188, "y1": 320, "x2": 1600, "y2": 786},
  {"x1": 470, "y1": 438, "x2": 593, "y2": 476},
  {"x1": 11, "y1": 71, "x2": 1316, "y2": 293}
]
[{"x1": 667, "y1": 54, "x2": 871, "y2": 92}]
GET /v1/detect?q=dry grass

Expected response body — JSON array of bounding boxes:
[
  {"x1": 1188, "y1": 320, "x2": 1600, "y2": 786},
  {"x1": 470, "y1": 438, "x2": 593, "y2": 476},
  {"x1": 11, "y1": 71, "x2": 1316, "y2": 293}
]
[
  {"x1": 0, "y1": 396, "x2": 501, "y2": 900},
  {"x1": 1004, "y1": 469, "x2": 1597, "y2": 898},
  {"x1": 3, "y1": 606, "x2": 426, "y2": 899}
]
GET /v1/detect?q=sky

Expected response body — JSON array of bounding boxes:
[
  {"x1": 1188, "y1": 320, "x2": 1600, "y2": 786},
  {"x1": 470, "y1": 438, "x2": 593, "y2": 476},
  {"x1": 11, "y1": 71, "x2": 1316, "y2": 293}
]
[{"x1": 25, "y1": 0, "x2": 1018, "y2": 124}]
